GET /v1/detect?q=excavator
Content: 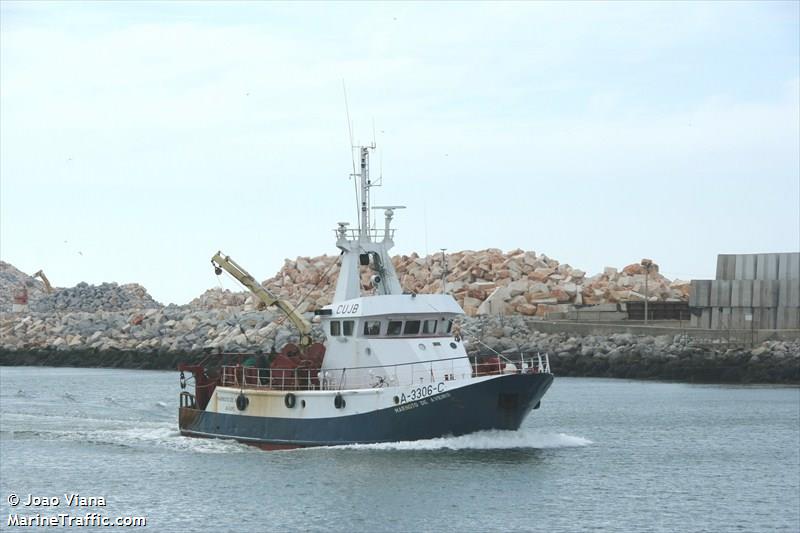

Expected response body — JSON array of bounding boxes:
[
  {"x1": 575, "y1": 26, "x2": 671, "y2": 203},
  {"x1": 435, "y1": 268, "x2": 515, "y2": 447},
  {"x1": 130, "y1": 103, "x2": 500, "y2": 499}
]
[
  {"x1": 33, "y1": 270, "x2": 54, "y2": 294},
  {"x1": 211, "y1": 251, "x2": 313, "y2": 347}
]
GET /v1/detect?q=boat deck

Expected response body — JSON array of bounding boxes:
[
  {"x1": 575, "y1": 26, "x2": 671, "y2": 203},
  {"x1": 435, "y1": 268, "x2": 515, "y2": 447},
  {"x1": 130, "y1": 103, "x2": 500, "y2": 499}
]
[{"x1": 217, "y1": 352, "x2": 551, "y2": 391}]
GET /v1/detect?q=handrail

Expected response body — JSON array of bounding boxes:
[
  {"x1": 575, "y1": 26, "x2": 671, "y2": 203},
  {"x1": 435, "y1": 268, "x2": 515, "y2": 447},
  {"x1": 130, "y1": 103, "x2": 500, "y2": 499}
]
[
  {"x1": 334, "y1": 228, "x2": 396, "y2": 241},
  {"x1": 215, "y1": 352, "x2": 552, "y2": 392}
]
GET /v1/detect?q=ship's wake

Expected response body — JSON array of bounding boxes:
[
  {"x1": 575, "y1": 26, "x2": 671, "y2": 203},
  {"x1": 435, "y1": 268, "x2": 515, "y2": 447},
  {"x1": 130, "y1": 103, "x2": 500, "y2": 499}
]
[
  {"x1": 2, "y1": 422, "x2": 255, "y2": 454},
  {"x1": 327, "y1": 430, "x2": 592, "y2": 451},
  {"x1": 76, "y1": 426, "x2": 256, "y2": 454}
]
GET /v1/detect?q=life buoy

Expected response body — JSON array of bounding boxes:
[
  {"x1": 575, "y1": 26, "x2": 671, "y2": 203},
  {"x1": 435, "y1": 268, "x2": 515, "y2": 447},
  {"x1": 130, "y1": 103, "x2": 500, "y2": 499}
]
[
  {"x1": 284, "y1": 393, "x2": 297, "y2": 408},
  {"x1": 334, "y1": 394, "x2": 346, "y2": 409},
  {"x1": 235, "y1": 393, "x2": 249, "y2": 411}
]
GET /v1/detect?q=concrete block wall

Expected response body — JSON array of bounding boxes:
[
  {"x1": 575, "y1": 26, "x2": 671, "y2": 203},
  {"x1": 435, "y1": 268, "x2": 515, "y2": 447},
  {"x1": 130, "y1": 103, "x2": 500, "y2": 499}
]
[
  {"x1": 754, "y1": 308, "x2": 777, "y2": 330},
  {"x1": 757, "y1": 254, "x2": 780, "y2": 280},
  {"x1": 734, "y1": 254, "x2": 758, "y2": 280},
  {"x1": 689, "y1": 280, "x2": 711, "y2": 307},
  {"x1": 692, "y1": 253, "x2": 799, "y2": 331},
  {"x1": 701, "y1": 307, "x2": 713, "y2": 329},
  {"x1": 690, "y1": 306, "x2": 713, "y2": 329},
  {"x1": 778, "y1": 253, "x2": 800, "y2": 280},
  {"x1": 777, "y1": 307, "x2": 800, "y2": 329},
  {"x1": 752, "y1": 280, "x2": 780, "y2": 307},
  {"x1": 716, "y1": 252, "x2": 799, "y2": 281},
  {"x1": 730, "y1": 280, "x2": 753, "y2": 307},
  {"x1": 709, "y1": 280, "x2": 732, "y2": 307},
  {"x1": 778, "y1": 280, "x2": 800, "y2": 307},
  {"x1": 716, "y1": 255, "x2": 736, "y2": 281}
]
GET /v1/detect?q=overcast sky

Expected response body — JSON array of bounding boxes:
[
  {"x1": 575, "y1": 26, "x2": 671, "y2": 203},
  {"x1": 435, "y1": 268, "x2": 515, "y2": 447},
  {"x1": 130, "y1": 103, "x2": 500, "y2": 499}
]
[{"x1": 1, "y1": 1, "x2": 798, "y2": 304}]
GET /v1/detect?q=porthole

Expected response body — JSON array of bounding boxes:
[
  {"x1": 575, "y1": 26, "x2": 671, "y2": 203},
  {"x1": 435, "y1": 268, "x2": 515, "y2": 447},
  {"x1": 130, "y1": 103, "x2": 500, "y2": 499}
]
[
  {"x1": 450, "y1": 342, "x2": 457, "y2": 349},
  {"x1": 365, "y1": 347, "x2": 372, "y2": 355},
  {"x1": 393, "y1": 396, "x2": 400, "y2": 405},
  {"x1": 301, "y1": 400, "x2": 306, "y2": 408},
  {"x1": 418, "y1": 343, "x2": 426, "y2": 350}
]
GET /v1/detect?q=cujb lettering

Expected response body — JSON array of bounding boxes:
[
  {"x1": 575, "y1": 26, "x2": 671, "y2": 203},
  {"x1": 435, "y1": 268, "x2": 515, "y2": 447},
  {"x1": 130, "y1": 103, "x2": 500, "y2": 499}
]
[{"x1": 335, "y1": 303, "x2": 359, "y2": 314}]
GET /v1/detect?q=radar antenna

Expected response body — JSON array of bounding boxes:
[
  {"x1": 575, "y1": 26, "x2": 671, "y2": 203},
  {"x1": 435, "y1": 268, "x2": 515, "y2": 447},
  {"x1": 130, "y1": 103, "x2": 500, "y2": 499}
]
[{"x1": 372, "y1": 205, "x2": 406, "y2": 240}]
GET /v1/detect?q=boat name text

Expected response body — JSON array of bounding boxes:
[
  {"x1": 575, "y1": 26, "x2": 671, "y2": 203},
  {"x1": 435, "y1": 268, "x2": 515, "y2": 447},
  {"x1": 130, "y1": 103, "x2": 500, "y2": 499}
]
[
  {"x1": 400, "y1": 383, "x2": 446, "y2": 404},
  {"x1": 335, "y1": 304, "x2": 359, "y2": 315},
  {"x1": 394, "y1": 391, "x2": 451, "y2": 413}
]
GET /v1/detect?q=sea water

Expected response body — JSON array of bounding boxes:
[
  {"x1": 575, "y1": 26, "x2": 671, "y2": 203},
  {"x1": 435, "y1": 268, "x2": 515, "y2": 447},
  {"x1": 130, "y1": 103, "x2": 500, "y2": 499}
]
[{"x1": 1, "y1": 367, "x2": 797, "y2": 532}]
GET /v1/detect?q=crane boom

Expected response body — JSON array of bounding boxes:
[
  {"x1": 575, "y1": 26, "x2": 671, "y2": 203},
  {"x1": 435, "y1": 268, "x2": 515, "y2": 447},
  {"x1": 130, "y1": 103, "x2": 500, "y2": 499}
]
[
  {"x1": 33, "y1": 270, "x2": 54, "y2": 294},
  {"x1": 211, "y1": 251, "x2": 313, "y2": 346}
]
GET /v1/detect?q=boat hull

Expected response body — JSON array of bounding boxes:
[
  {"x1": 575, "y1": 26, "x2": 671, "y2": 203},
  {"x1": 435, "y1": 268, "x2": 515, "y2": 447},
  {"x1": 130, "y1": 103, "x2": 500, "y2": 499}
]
[{"x1": 179, "y1": 372, "x2": 553, "y2": 448}]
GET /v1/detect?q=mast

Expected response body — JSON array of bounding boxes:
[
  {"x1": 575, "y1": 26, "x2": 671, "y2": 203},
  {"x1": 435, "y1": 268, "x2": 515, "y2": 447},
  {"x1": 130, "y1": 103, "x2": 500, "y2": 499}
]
[
  {"x1": 359, "y1": 145, "x2": 375, "y2": 240},
  {"x1": 334, "y1": 143, "x2": 404, "y2": 302}
]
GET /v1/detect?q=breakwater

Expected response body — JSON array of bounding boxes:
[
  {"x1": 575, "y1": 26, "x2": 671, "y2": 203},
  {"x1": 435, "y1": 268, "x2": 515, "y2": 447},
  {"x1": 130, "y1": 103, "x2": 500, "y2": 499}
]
[
  {"x1": 3, "y1": 249, "x2": 692, "y2": 318},
  {"x1": 2, "y1": 312, "x2": 797, "y2": 384}
]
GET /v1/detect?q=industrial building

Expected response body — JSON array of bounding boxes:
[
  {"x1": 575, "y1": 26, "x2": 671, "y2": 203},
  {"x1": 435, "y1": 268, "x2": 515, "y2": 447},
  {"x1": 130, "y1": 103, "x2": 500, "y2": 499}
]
[{"x1": 690, "y1": 253, "x2": 799, "y2": 331}]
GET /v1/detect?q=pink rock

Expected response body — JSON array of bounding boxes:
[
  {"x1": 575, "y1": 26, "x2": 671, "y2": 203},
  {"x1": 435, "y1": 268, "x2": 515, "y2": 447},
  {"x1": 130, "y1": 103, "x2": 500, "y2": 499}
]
[{"x1": 516, "y1": 303, "x2": 537, "y2": 316}]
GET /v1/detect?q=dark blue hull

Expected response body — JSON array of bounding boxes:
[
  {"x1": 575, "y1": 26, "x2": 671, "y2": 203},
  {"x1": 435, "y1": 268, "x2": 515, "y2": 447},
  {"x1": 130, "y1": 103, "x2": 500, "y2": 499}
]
[{"x1": 179, "y1": 373, "x2": 554, "y2": 448}]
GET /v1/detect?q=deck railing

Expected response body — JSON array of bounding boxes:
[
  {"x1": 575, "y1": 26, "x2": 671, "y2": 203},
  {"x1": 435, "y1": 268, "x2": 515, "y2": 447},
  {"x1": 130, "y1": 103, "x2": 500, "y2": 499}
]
[
  {"x1": 218, "y1": 352, "x2": 551, "y2": 392},
  {"x1": 334, "y1": 228, "x2": 396, "y2": 241}
]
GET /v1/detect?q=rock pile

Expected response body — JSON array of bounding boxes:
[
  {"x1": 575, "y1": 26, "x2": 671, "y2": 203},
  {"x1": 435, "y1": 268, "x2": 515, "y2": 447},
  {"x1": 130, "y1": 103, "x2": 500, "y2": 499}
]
[
  {"x1": 0, "y1": 307, "x2": 316, "y2": 354},
  {"x1": 461, "y1": 315, "x2": 799, "y2": 383},
  {"x1": 2, "y1": 311, "x2": 796, "y2": 382},
  {"x1": 30, "y1": 282, "x2": 161, "y2": 313},
  {"x1": 189, "y1": 288, "x2": 256, "y2": 310},
  {"x1": 0, "y1": 251, "x2": 690, "y2": 316},
  {"x1": 0, "y1": 261, "x2": 46, "y2": 311},
  {"x1": 259, "y1": 250, "x2": 690, "y2": 316},
  {"x1": 260, "y1": 255, "x2": 341, "y2": 311}
]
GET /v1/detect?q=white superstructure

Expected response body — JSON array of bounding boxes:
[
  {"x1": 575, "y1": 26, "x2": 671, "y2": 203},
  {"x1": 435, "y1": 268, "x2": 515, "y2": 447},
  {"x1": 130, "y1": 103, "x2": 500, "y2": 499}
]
[{"x1": 319, "y1": 146, "x2": 472, "y2": 387}]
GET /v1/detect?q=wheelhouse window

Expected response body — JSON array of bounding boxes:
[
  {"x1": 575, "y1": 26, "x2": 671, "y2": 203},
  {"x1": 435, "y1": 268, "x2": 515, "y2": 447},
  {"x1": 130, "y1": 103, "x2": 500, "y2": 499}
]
[
  {"x1": 363, "y1": 320, "x2": 381, "y2": 336},
  {"x1": 403, "y1": 320, "x2": 421, "y2": 335},
  {"x1": 387, "y1": 321, "x2": 403, "y2": 336},
  {"x1": 446, "y1": 320, "x2": 453, "y2": 334},
  {"x1": 342, "y1": 320, "x2": 355, "y2": 336},
  {"x1": 330, "y1": 321, "x2": 341, "y2": 336},
  {"x1": 422, "y1": 319, "x2": 437, "y2": 335}
]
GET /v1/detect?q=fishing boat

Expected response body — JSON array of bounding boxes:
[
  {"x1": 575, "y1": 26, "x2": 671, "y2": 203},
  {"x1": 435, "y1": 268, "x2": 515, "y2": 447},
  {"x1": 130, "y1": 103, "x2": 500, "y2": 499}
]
[{"x1": 177, "y1": 145, "x2": 554, "y2": 449}]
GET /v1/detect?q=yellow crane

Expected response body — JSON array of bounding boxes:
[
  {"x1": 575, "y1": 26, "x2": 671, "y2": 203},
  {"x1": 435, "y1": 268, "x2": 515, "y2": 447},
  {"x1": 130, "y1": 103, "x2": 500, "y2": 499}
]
[
  {"x1": 33, "y1": 270, "x2": 54, "y2": 293},
  {"x1": 211, "y1": 251, "x2": 313, "y2": 347}
]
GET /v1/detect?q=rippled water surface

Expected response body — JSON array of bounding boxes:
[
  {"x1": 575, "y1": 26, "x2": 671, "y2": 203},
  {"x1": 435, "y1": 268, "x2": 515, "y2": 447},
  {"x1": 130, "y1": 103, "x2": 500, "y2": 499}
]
[{"x1": 1, "y1": 367, "x2": 798, "y2": 532}]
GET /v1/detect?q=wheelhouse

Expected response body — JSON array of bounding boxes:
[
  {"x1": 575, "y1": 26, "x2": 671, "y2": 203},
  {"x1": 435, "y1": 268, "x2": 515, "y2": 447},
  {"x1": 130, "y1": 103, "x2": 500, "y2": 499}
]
[{"x1": 325, "y1": 315, "x2": 455, "y2": 339}]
